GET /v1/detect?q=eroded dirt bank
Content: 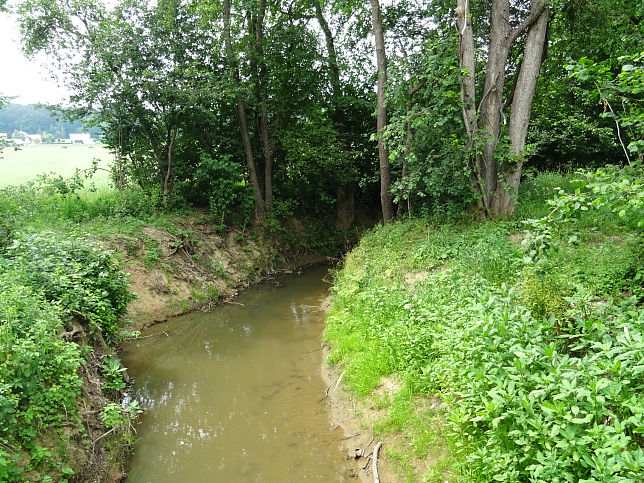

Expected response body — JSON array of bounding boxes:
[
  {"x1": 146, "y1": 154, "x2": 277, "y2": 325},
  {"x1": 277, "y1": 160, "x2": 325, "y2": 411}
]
[{"x1": 109, "y1": 216, "x2": 339, "y2": 330}]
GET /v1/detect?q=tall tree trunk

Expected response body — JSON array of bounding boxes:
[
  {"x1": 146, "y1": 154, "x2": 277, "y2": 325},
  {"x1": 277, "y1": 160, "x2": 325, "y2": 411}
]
[
  {"x1": 369, "y1": 0, "x2": 394, "y2": 223},
  {"x1": 223, "y1": 0, "x2": 265, "y2": 221},
  {"x1": 477, "y1": 0, "x2": 511, "y2": 211},
  {"x1": 116, "y1": 126, "x2": 124, "y2": 194},
  {"x1": 255, "y1": 0, "x2": 273, "y2": 214},
  {"x1": 315, "y1": 0, "x2": 356, "y2": 228},
  {"x1": 492, "y1": 1, "x2": 549, "y2": 215},
  {"x1": 457, "y1": 0, "x2": 549, "y2": 218},
  {"x1": 163, "y1": 125, "x2": 177, "y2": 205}
]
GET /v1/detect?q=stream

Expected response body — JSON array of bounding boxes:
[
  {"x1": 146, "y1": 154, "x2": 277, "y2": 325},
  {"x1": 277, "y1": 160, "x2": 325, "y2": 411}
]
[{"x1": 121, "y1": 265, "x2": 353, "y2": 482}]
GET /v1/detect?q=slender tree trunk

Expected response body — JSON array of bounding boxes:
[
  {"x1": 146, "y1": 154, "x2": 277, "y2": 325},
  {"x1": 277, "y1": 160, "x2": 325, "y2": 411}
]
[
  {"x1": 396, "y1": 78, "x2": 426, "y2": 217},
  {"x1": 314, "y1": 0, "x2": 341, "y2": 108},
  {"x1": 116, "y1": 126, "x2": 124, "y2": 194},
  {"x1": 163, "y1": 125, "x2": 177, "y2": 204},
  {"x1": 457, "y1": 0, "x2": 483, "y2": 213},
  {"x1": 255, "y1": 0, "x2": 273, "y2": 213},
  {"x1": 223, "y1": 0, "x2": 265, "y2": 221},
  {"x1": 369, "y1": 0, "x2": 394, "y2": 223}
]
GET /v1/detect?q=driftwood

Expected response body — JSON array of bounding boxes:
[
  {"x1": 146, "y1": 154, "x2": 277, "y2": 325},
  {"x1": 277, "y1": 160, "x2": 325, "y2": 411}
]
[{"x1": 372, "y1": 441, "x2": 382, "y2": 483}]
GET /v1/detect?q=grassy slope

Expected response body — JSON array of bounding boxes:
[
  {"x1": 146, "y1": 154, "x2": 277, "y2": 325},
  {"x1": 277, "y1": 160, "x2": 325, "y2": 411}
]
[
  {"x1": 325, "y1": 172, "x2": 643, "y2": 481},
  {"x1": 0, "y1": 144, "x2": 112, "y2": 187}
]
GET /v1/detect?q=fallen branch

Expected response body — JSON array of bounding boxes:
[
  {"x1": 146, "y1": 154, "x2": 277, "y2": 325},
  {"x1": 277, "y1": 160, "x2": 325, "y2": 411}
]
[
  {"x1": 318, "y1": 385, "x2": 331, "y2": 402},
  {"x1": 92, "y1": 426, "x2": 118, "y2": 445},
  {"x1": 362, "y1": 436, "x2": 374, "y2": 457},
  {"x1": 373, "y1": 441, "x2": 382, "y2": 483}
]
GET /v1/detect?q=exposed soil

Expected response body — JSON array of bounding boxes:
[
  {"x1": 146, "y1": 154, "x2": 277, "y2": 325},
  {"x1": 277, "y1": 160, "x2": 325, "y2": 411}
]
[
  {"x1": 320, "y1": 348, "x2": 400, "y2": 482},
  {"x1": 105, "y1": 215, "x2": 335, "y2": 330}
]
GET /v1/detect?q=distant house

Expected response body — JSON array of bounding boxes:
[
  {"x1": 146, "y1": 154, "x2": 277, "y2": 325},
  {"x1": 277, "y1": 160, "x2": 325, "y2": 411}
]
[
  {"x1": 69, "y1": 133, "x2": 93, "y2": 144},
  {"x1": 0, "y1": 133, "x2": 7, "y2": 139}
]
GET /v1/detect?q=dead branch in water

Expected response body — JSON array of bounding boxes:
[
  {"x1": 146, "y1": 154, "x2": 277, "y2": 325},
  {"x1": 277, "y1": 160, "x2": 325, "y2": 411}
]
[{"x1": 318, "y1": 385, "x2": 331, "y2": 402}]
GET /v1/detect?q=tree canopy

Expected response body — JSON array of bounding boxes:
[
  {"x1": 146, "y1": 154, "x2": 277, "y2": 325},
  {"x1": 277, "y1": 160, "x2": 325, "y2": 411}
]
[{"x1": 9, "y1": 0, "x2": 643, "y2": 221}]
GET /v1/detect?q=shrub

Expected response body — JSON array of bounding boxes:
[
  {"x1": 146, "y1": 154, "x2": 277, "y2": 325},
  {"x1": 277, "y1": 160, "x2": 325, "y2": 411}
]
[
  {"x1": 0, "y1": 272, "x2": 83, "y2": 445},
  {"x1": 4, "y1": 232, "x2": 135, "y2": 340}
]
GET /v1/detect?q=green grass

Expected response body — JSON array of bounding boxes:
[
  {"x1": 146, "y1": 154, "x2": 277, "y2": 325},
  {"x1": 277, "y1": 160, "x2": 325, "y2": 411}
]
[
  {"x1": 325, "y1": 171, "x2": 644, "y2": 481},
  {"x1": 0, "y1": 144, "x2": 113, "y2": 187}
]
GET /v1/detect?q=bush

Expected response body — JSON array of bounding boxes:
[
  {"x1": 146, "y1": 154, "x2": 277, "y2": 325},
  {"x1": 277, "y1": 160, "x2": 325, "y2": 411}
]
[
  {"x1": 4, "y1": 232, "x2": 135, "y2": 340},
  {"x1": 0, "y1": 272, "x2": 83, "y2": 447}
]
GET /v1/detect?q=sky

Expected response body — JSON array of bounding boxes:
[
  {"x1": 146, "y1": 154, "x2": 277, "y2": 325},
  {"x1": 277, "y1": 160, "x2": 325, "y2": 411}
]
[{"x1": 0, "y1": 12, "x2": 70, "y2": 105}]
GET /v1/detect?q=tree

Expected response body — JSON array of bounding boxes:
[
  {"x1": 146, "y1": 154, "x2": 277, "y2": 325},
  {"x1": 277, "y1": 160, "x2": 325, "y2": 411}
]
[
  {"x1": 369, "y1": 0, "x2": 394, "y2": 222},
  {"x1": 457, "y1": 0, "x2": 549, "y2": 218},
  {"x1": 223, "y1": 0, "x2": 265, "y2": 221}
]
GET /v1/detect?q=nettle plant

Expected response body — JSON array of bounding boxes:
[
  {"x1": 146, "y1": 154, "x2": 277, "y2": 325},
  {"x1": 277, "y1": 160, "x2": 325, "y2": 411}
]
[{"x1": 496, "y1": 162, "x2": 644, "y2": 480}]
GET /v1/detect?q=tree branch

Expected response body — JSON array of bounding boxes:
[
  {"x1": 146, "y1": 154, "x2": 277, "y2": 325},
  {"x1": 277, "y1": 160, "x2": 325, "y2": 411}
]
[
  {"x1": 408, "y1": 78, "x2": 427, "y2": 98},
  {"x1": 507, "y1": 0, "x2": 549, "y2": 48}
]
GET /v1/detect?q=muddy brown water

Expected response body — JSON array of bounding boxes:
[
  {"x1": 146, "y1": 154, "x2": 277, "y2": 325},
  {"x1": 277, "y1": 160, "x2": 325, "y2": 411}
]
[{"x1": 121, "y1": 265, "x2": 353, "y2": 482}]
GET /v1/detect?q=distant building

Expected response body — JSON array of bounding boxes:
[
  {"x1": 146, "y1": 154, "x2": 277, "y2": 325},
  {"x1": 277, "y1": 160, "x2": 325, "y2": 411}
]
[
  {"x1": 0, "y1": 133, "x2": 7, "y2": 139},
  {"x1": 69, "y1": 133, "x2": 93, "y2": 144}
]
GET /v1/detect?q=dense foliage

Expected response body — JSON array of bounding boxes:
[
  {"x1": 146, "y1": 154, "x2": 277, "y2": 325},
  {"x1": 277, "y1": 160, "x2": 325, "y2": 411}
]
[
  {"x1": 326, "y1": 172, "x2": 644, "y2": 481},
  {"x1": 4, "y1": 233, "x2": 134, "y2": 340},
  {"x1": 11, "y1": 0, "x2": 640, "y2": 221},
  {"x1": 0, "y1": 187, "x2": 136, "y2": 480},
  {"x1": 0, "y1": 0, "x2": 642, "y2": 480},
  {"x1": 0, "y1": 273, "x2": 82, "y2": 479}
]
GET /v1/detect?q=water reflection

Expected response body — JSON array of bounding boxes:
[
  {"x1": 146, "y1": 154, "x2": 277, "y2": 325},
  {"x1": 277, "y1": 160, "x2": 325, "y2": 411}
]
[{"x1": 122, "y1": 266, "x2": 350, "y2": 482}]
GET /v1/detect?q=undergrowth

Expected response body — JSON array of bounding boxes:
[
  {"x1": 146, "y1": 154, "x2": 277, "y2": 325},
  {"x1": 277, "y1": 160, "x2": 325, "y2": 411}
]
[
  {"x1": 325, "y1": 168, "x2": 644, "y2": 481},
  {"x1": 0, "y1": 176, "x2": 159, "y2": 480}
]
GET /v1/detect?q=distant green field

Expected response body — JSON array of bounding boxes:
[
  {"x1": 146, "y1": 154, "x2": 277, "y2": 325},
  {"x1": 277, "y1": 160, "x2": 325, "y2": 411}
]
[{"x1": 0, "y1": 144, "x2": 113, "y2": 188}]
